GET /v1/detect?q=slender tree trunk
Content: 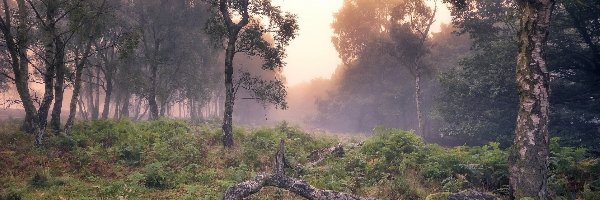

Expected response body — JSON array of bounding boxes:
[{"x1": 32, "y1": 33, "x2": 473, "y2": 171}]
[
  {"x1": 64, "y1": 62, "x2": 84, "y2": 134},
  {"x1": 137, "y1": 105, "x2": 149, "y2": 121},
  {"x1": 101, "y1": 66, "x2": 113, "y2": 119},
  {"x1": 414, "y1": 67, "x2": 424, "y2": 138},
  {"x1": 190, "y1": 99, "x2": 196, "y2": 119},
  {"x1": 159, "y1": 99, "x2": 167, "y2": 117},
  {"x1": 133, "y1": 97, "x2": 141, "y2": 120},
  {"x1": 121, "y1": 92, "x2": 130, "y2": 119},
  {"x1": 113, "y1": 93, "x2": 121, "y2": 119},
  {"x1": 50, "y1": 39, "x2": 66, "y2": 134},
  {"x1": 509, "y1": 0, "x2": 555, "y2": 199},
  {"x1": 1, "y1": 0, "x2": 40, "y2": 137},
  {"x1": 148, "y1": 62, "x2": 159, "y2": 120},
  {"x1": 64, "y1": 42, "x2": 92, "y2": 134},
  {"x1": 222, "y1": 38, "x2": 236, "y2": 147},
  {"x1": 37, "y1": 37, "x2": 57, "y2": 143},
  {"x1": 92, "y1": 68, "x2": 101, "y2": 120},
  {"x1": 85, "y1": 68, "x2": 95, "y2": 120},
  {"x1": 219, "y1": 0, "x2": 250, "y2": 147},
  {"x1": 78, "y1": 97, "x2": 88, "y2": 120}
]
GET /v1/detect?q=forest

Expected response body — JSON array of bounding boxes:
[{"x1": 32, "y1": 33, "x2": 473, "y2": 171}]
[{"x1": 0, "y1": 0, "x2": 599, "y2": 199}]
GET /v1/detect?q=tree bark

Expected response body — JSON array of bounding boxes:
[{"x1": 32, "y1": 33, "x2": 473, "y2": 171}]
[
  {"x1": 509, "y1": 0, "x2": 555, "y2": 199},
  {"x1": 219, "y1": 0, "x2": 249, "y2": 148},
  {"x1": 113, "y1": 93, "x2": 120, "y2": 119},
  {"x1": 65, "y1": 41, "x2": 93, "y2": 134},
  {"x1": 50, "y1": 39, "x2": 66, "y2": 134},
  {"x1": 85, "y1": 68, "x2": 95, "y2": 120},
  {"x1": 78, "y1": 97, "x2": 88, "y2": 120},
  {"x1": 101, "y1": 65, "x2": 113, "y2": 119},
  {"x1": 148, "y1": 63, "x2": 159, "y2": 119},
  {"x1": 93, "y1": 68, "x2": 101, "y2": 120},
  {"x1": 0, "y1": 0, "x2": 41, "y2": 138},
  {"x1": 121, "y1": 92, "x2": 130, "y2": 119},
  {"x1": 414, "y1": 67, "x2": 424, "y2": 138},
  {"x1": 37, "y1": 31, "x2": 57, "y2": 143},
  {"x1": 222, "y1": 38, "x2": 236, "y2": 147},
  {"x1": 307, "y1": 143, "x2": 344, "y2": 167},
  {"x1": 223, "y1": 140, "x2": 377, "y2": 200}
]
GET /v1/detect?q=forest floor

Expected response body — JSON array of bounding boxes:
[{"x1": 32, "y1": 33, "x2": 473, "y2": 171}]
[{"x1": 0, "y1": 119, "x2": 598, "y2": 200}]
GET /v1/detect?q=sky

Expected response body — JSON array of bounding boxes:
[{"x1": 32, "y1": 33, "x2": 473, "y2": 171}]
[{"x1": 272, "y1": 0, "x2": 452, "y2": 86}]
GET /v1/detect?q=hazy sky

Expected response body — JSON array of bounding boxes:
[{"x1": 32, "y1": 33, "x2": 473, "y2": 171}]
[{"x1": 272, "y1": 0, "x2": 452, "y2": 86}]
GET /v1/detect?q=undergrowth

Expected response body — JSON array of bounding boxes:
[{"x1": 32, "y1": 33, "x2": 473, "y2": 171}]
[{"x1": 0, "y1": 120, "x2": 598, "y2": 199}]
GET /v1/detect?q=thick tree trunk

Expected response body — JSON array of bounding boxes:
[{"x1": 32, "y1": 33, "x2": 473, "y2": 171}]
[
  {"x1": 508, "y1": 0, "x2": 555, "y2": 199},
  {"x1": 222, "y1": 38, "x2": 236, "y2": 147},
  {"x1": 224, "y1": 140, "x2": 376, "y2": 200}
]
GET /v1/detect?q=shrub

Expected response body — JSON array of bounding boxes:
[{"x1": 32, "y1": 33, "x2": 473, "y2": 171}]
[
  {"x1": 361, "y1": 126, "x2": 423, "y2": 177},
  {"x1": 1, "y1": 189, "x2": 23, "y2": 200},
  {"x1": 118, "y1": 145, "x2": 142, "y2": 166},
  {"x1": 29, "y1": 171, "x2": 49, "y2": 188},
  {"x1": 48, "y1": 136, "x2": 77, "y2": 152},
  {"x1": 143, "y1": 162, "x2": 172, "y2": 189}
]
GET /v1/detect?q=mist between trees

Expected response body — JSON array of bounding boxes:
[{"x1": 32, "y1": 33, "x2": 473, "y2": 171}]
[
  {"x1": 0, "y1": 0, "x2": 599, "y2": 199},
  {"x1": 0, "y1": 0, "x2": 598, "y2": 150}
]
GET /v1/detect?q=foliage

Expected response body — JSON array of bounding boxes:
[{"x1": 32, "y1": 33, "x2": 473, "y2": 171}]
[
  {"x1": 438, "y1": 0, "x2": 600, "y2": 149},
  {"x1": 0, "y1": 120, "x2": 598, "y2": 199},
  {"x1": 143, "y1": 162, "x2": 173, "y2": 189},
  {"x1": 316, "y1": 0, "x2": 471, "y2": 136}
]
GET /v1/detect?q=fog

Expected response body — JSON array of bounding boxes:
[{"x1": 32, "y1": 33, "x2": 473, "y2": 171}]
[{"x1": 1, "y1": 0, "x2": 598, "y2": 150}]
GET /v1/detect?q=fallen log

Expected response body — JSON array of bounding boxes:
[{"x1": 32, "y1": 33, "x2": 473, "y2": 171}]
[
  {"x1": 223, "y1": 140, "x2": 377, "y2": 200},
  {"x1": 307, "y1": 143, "x2": 344, "y2": 167}
]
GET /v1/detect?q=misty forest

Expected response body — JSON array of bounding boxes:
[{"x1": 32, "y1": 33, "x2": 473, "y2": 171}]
[{"x1": 0, "y1": 0, "x2": 599, "y2": 199}]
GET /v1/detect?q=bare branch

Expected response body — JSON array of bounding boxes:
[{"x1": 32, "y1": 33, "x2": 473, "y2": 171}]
[{"x1": 223, "y1": 140, "x2": 377, "y2": 200}]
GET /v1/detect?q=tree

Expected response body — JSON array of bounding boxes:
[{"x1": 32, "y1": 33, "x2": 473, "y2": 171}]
[
  {"x1": 446, "y1": 0, "x2": 556, "y2": 198},
  {"x1": 0, "y1": 0, "x2": 107, "y2": 143},
  {"x1": 388, "y1": 0, "x2": 437, "y2": 137},
  {"x1": 0, "y1": 0, "x2": 41, "y2": 141},
  {"x1": 440, "y1": 0, "x2": 600, "y2": 148},
  {"x1": 319, "y1": 0, "x2": 449, "y2": 136},
  {"x1": 508, "y1": 0, "x2": 555, "y2": 198},
  {"x1": 436, "y1": 0, "x2": 519, "y2": 145},
  {"x1": 211, "y1": 0, "x2": 298, "y2": 147}
]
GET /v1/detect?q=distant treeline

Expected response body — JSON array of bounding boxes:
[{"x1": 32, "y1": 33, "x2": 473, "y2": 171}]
[{"x1": 276, "y1": 0, "x2": 600, "y2": 150}]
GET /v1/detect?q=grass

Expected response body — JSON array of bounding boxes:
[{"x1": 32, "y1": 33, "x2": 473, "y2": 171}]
[{"x1": 0, "y1": 119, "x2": 598, "y2": 199}]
